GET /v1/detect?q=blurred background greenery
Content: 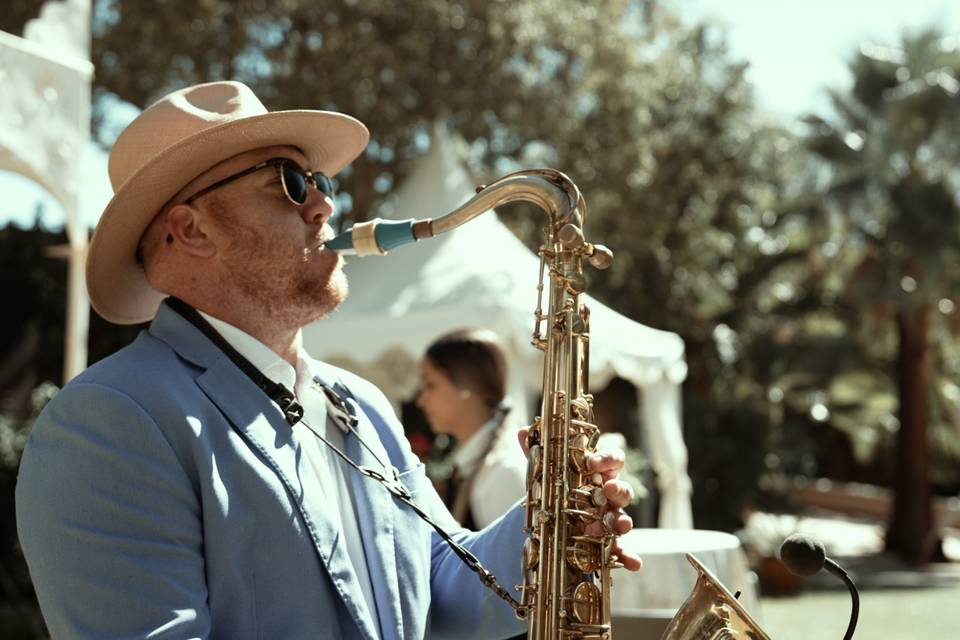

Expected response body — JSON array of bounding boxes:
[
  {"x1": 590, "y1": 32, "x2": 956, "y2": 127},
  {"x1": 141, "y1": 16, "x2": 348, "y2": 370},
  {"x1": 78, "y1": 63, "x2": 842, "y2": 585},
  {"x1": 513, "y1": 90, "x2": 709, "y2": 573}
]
[{"x1": 2, "y1": 1, "x2": 960, "y2": 637}]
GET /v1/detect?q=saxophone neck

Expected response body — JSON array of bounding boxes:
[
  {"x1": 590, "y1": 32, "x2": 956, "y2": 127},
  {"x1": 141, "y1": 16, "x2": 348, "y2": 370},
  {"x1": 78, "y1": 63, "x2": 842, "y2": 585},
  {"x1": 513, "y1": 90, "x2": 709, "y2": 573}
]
[{"x1": 323, "y1": 169, "x2": 584, "y2": 256}]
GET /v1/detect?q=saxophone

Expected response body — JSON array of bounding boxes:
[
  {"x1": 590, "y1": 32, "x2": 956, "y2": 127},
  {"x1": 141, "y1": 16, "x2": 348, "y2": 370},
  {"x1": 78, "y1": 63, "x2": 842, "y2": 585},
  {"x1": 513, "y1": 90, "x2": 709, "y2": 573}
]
[
  {"x1": 324, "y1": 168, "x2": 769, "y2": 639},
  {"x1": 325, "y1": 168, "x2": 617, "y2": 639},
  {"x1": 324, "y1": 169, "x2": 768, "y2": 640}
]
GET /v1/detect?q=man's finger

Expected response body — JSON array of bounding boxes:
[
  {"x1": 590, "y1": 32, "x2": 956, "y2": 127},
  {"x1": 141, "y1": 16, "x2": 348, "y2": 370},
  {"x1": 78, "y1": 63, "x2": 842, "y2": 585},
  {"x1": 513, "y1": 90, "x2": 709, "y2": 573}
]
[
  {"x1": 516, "y1": 426, "x2": 531, "y2": 457},
  {"x1": 604, "y1": 510, "x2": 634, "y2": 535},
  {"x1": 588, "y1": 448, "x2": 625, "y2": 480},
  {"x1": 614, "y1": 544, "x2": 643, "y2": 572},
  {"x1": 602, "y1": 479, "x2": 634, "y2": 510},
  {"x1": 585, "y1": 510, "x2": 633, "y2": 536}
]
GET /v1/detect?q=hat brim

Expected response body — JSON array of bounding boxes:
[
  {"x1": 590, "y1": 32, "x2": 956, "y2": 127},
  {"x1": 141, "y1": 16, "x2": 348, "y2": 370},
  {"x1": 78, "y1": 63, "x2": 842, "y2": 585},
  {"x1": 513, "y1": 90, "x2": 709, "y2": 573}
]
[{"x1": 86, "y1": 109, "x2": 369, "y2": 325}]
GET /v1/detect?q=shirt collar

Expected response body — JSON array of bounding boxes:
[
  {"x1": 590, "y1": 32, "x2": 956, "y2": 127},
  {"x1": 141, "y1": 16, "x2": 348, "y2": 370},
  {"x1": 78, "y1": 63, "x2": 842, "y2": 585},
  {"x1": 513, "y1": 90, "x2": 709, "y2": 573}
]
[{"x1": 197, "y1": 310, "x2": 309, "y2": 391}]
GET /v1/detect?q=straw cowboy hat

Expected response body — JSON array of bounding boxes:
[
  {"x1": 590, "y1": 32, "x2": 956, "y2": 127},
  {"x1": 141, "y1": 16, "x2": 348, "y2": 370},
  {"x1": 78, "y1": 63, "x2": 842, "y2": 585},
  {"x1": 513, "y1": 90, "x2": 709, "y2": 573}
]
[{"x1": 86, "y1": 80, "x2": 370, "y2": 325}]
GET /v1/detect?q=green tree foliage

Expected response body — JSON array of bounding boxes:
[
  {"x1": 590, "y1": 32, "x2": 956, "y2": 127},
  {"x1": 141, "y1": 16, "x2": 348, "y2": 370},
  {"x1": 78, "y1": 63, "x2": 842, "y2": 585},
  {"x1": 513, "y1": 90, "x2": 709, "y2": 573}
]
[
  {"x1": 533, "y1": 24, "x2": 815, "y2": 528},
  {"x1": 91, "y1": 0, "x2": 661, "y2": 224},
  {"x1": 803, "y1": 30, "x2": 960, "y2": 562}
]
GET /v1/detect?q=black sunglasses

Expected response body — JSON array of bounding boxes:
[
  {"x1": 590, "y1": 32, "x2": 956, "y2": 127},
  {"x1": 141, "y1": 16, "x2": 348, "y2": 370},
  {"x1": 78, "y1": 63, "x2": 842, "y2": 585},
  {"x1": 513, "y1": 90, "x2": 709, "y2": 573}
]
[{"x1": 184, "y1": 158, "x2": 336, "y2": 205}]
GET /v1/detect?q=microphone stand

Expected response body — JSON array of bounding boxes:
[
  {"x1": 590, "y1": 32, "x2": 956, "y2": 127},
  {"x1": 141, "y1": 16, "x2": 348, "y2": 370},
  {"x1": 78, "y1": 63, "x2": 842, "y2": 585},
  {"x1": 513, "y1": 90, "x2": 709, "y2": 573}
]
[{"x1": 824, "y1": 558, "x2": 859, "y2": 640}]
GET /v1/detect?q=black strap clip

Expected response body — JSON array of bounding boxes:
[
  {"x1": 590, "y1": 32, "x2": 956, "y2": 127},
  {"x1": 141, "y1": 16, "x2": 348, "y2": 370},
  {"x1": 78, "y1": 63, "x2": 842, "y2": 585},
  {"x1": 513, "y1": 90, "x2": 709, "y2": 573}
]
[
  {"x1": 361, "y1": 465, "x2": 411, "y2": 500},
  {"x1": 269, "y1": 386, "x2": 304, "y2": 426},
  {"x1": 316, "y1": 379, "x2": 359, "y2": 433}
]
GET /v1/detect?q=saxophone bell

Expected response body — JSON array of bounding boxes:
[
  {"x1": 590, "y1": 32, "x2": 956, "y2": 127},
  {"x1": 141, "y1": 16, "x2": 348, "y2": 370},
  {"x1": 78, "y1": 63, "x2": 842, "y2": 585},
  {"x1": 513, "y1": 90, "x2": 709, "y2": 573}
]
[{"x1": 660, "y1": 554, "x2": 771, "y2": 640}]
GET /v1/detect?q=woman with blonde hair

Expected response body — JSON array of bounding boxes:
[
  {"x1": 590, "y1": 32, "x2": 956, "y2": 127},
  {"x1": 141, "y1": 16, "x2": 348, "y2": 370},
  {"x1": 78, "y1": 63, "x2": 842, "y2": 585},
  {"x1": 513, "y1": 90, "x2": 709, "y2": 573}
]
[{"x1": 416, "y1": 327, "x2": 527, "y2": 529}]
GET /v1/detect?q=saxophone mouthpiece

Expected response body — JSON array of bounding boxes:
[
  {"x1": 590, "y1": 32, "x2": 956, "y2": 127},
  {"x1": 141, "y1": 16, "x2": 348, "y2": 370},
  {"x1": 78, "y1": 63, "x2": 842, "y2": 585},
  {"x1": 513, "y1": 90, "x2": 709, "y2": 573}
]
[
  {"x1": 322, "y1": 218, "x2": 427, "y2": 256},
  {"x1": 320, "y1": 232, "x2": 357, "y2": 255}
]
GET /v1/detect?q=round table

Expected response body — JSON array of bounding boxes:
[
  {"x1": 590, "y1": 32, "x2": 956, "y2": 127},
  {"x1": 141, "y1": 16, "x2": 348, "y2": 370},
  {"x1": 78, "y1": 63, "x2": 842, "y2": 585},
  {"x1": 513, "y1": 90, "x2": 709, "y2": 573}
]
[{"x1": 612, "y1": 528, "x2": 760, "y2": 621}]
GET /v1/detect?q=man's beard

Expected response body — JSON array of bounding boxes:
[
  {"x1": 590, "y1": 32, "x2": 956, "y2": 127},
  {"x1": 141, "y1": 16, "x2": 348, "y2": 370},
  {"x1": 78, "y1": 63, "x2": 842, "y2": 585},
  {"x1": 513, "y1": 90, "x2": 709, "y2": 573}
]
[
  {"x1": 218, "y1": 221, "x2": 348, "y2": 329},
  {"x1": 292, "y1": 260, "x2": 348, "y2": 323}
]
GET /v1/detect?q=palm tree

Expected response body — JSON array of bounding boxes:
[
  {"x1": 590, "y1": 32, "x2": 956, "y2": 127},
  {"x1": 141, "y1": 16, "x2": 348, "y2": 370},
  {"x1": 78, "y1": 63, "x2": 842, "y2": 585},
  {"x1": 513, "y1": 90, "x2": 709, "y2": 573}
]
[{"x1": 805, "y1": 29, "x2": 960, "y2": 562}]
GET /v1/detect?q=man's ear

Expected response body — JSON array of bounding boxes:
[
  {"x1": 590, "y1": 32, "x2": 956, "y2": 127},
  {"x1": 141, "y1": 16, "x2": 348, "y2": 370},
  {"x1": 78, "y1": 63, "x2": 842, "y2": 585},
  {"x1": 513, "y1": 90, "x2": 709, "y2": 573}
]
[{"x1": 166, "y1": 203, "x2": 217, "y2": 257}]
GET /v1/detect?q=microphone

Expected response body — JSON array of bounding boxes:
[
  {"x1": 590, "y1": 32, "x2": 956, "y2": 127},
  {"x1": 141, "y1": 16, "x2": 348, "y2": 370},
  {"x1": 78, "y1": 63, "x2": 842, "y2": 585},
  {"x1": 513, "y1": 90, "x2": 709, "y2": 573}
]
[
  {"x1": 779, "y1": 534, "x2": 860, "y2": 640},
  {"x1": 779, "y1": 533, "x2": 826, "y2": 576}
]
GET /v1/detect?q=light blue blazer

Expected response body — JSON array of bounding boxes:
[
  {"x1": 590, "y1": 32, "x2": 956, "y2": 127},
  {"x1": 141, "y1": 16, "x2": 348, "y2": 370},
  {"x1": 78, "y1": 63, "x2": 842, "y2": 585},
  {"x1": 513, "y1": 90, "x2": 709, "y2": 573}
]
[{"x1": 16, "y1": 302, "x2": 527, "y2": 639}]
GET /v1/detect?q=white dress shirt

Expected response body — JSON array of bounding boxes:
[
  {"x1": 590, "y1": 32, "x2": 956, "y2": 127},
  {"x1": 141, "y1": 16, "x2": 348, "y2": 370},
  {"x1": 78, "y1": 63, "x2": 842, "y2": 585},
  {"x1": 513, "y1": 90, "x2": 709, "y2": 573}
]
[
  {"x1": 199, "y1": 311, "x2": 380, "y2": 637},
  {"x1": 450, "y1": 414, "x2": 527, "y2": 528}
]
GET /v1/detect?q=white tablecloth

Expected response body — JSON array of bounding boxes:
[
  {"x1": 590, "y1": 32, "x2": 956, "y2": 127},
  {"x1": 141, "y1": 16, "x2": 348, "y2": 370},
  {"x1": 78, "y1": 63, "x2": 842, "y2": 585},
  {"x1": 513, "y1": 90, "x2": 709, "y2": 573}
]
[{"x1": 612, "y1": 528, "x2": 759, "y2": 616}]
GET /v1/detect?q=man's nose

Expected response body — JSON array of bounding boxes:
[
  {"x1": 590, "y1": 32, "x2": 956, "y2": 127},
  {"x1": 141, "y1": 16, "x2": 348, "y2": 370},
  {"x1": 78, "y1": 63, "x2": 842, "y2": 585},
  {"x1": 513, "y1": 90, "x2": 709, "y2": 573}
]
[{"x1": 300, "y1": 188, "x2": 334, "y2": 226}]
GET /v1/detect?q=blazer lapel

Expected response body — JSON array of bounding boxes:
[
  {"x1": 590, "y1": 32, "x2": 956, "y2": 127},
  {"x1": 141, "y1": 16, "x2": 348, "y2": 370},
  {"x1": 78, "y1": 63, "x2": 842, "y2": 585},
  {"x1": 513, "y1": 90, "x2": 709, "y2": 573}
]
[
  {"x1": 196, "y1": 358, "x2": 343, "y2": 560},
  {"x1": 149, "y1": 303, "x2": 380, "y2": 640}
]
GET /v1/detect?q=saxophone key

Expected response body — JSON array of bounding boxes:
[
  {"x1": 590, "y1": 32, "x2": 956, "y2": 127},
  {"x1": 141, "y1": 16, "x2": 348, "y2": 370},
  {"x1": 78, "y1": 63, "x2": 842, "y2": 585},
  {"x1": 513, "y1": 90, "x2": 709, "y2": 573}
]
[
  {"x1": 589, "y1": 487, "x2": 607, "y2": 507},
  {"x1": 566, "y1": 539, "x2": 602, "y2": 573},
  {"x1": 567, "y1": 581, "x2": 603, "y2": 625}
]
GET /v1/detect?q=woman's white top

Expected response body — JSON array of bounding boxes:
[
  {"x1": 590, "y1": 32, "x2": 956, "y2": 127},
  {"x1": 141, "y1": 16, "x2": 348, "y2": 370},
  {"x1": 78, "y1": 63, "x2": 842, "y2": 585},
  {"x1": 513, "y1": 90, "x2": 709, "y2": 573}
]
[{"x1": 450, "y1": 415, "x2": 528, "y2": 528}]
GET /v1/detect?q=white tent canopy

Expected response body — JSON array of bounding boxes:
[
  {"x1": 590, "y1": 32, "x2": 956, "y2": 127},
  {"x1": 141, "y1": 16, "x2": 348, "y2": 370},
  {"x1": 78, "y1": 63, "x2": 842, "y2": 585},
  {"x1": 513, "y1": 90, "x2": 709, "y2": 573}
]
[{"x1": 304, "y1": 125, "x2": 693, "y2": 528}]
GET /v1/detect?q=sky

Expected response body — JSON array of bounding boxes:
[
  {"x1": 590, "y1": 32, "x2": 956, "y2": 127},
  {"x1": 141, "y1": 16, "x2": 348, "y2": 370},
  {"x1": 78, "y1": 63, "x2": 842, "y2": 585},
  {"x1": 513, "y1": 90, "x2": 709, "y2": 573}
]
[
  {"x1": 2, "y1": 2, "x2": 959, "y2": 231},
  {"x1": 679, "y1": 0, "x2": 960, "y2": 121}
]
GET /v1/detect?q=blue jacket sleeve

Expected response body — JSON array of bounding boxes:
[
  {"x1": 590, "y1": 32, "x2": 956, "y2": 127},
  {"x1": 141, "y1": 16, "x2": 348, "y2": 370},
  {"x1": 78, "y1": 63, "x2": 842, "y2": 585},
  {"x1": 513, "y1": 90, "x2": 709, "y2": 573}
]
[
  {"x1": 428, "y1": 505, "x2": 528, "y2": 639},
  {"x1": 16, "y1": 383, "x2": 211, "y2": 639}
]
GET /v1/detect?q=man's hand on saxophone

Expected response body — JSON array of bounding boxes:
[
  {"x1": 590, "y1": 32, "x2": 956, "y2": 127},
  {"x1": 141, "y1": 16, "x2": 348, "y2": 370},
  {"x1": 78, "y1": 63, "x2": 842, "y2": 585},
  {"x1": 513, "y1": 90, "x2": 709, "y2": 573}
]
[
  {"x1": 587, "y1": 448, "x2": 644, "y2": 571},
  {"x1": 517, "y1": 426, "x2": 644, "y2": 572}
]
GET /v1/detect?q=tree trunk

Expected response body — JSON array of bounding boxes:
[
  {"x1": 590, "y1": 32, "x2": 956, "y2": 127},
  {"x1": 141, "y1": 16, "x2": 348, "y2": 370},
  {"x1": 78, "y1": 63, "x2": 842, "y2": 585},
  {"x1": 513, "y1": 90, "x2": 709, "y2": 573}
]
[{"x1": 886, "y1": 303, "x2": 935, "y2": 563}]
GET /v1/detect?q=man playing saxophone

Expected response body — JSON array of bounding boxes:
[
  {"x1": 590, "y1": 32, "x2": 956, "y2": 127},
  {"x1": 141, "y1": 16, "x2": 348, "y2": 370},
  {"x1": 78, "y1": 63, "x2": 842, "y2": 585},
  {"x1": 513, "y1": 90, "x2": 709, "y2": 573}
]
[{"x1": 16, "y1": 81, "x2": 640, "y2": 640}]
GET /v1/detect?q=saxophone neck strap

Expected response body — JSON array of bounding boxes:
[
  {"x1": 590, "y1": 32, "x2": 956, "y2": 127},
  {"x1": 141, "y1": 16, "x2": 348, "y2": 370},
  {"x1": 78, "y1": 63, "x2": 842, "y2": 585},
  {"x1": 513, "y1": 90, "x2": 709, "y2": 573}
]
[{"x1": 166, "y1": 297, "x2": 304, "y2": 425}]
